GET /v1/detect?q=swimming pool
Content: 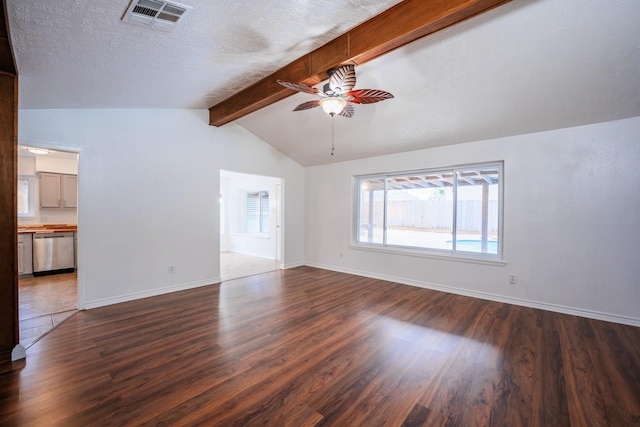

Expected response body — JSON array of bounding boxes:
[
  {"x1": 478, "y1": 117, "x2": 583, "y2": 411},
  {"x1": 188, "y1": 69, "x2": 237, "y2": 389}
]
[{"x1": 447, "y1": 239, "x2": 498, "y2": 253}]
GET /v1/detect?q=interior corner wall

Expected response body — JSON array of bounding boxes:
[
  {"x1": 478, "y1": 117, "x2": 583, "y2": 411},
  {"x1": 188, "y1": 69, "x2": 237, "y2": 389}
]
[
  {"x1": 304, "y1": 116, "x2": 640, "y2": 326},
  {"x1": 18, "y1": 109, "x2": 305, "y2": 309}
]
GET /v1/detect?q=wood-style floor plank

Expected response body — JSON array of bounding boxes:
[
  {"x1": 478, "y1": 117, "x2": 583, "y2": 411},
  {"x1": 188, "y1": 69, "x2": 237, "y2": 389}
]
[{"x1": 1, "y1": 266, "x2": 639, "y2": 426}]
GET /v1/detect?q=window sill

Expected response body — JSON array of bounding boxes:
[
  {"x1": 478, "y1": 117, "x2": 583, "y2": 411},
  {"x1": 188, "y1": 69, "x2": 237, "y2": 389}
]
[
  {"x1": 233, "y1": 233, "x2": 270, "y2": 239},
  {"x1": 349, "y1": 243, "x2": 507, "y2": 266}
]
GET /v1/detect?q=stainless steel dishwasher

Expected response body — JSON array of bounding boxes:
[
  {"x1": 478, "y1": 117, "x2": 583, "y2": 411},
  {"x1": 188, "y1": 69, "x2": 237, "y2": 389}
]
[{"x1": 33, "y1": 232, "x2": 75, "y2": 275}]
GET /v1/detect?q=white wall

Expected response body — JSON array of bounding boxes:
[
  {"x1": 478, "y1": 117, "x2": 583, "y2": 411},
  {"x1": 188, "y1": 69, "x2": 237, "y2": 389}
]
[
  {"x1": 305, "y1": 116, "x2": 640, "y2": 326},
  {"x1": 220, "y1": 170, "x2": 280, "y2": 259},
  {"x1": 220, "y1": 174, "x2": 231, "y2": 253},
  {"x1": 19, "y1": 109, "x2": 305, "y2": 309},
  {"x1": 17, "y1": 155, "x2": 35, "y2": 175},
  {"x1": 35, "y1": 155, "x2": 78, "y2": 175},
  {"x1": 18, "y1": 108, "x2": 639, "y2": 325}
]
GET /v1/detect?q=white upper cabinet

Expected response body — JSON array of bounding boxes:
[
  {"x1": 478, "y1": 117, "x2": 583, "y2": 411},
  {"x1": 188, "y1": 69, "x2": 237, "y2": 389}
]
[
  {"x1": 39, "y1": 172, "x2": 61, "y2": 208},
  {"x1": 61, "y1": 174, "x2": 78, "y2": 208},
  {"x1": 40, "y1": 172, "x2": 77, "y2": 208}
]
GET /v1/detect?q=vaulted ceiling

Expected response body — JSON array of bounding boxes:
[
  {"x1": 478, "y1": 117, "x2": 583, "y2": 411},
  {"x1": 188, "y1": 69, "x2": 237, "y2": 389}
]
[{"x1": 6, "y1": 0, "x2": 640, "y2": 166}]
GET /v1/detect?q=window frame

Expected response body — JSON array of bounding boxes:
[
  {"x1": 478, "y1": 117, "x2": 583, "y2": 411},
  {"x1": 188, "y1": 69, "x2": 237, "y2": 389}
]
[
  {"x1": 18, "y1": 175, "x2": 36, "y2": 218},
  {"x1": 352, "y1": 162, "x2": 505, "y2": 265},
  {"x1": 245, "y1": 190, "x2": 269, "y2": 235}
]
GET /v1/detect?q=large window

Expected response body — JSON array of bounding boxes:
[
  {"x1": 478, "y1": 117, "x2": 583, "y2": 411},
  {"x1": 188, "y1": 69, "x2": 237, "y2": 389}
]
[
  {"x1": 356, "y1": 163, "x2": 502, "y2": 260},
  {"x1": 246, "y1": 190, "x2": 269, "y2": 234},
  {"x1": 18, "y1": 176, "x2": 35, "y2": 218}
]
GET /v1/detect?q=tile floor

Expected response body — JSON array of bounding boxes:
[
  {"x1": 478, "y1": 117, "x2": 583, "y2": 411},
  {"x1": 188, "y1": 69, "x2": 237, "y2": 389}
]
[
  {"x1": 220, "y1": 251, "x2": 280, "y2": 281},
  {"x1": 19, "y1": 272, "x2": 78, "y2": 349}
]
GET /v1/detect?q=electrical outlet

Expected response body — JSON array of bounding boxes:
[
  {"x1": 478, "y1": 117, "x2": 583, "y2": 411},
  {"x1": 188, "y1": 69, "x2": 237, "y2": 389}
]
[
  {"x1": 169, "y1": 266, "x2": 175, "y2": 274},
  {"x1": 509, "y1": 274, "x2": 517, "y2": 284}
]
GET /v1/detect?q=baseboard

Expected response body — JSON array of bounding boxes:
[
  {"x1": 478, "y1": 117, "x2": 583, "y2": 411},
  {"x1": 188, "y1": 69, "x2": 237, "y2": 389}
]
[
  {"x1": 282, "y1": 261, "x2": 305, "y2": 269},
  {"x1": 83, "y1": 277, "x2": 221, "y2": 310},
  {"x1": 304, "y1": 262, "x2": 640, "y2": 327}
]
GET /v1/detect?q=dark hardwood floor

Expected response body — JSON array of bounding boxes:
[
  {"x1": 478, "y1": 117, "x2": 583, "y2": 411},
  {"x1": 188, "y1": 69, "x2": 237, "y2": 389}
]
[{"x1": 1, "y1": 266, "x2": 639, "y2": 426}]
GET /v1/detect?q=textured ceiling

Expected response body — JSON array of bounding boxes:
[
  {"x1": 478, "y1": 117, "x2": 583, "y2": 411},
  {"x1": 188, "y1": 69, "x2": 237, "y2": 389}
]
[
  {"x1": 7, "y1": 0, "x2": 402, "y2": 108},
  {"x1": 237, "y1": 0, "x2": 640, "y2": 165},
  {"x1": 7, "y1": 0, "x2": 640, "y2": 166}
]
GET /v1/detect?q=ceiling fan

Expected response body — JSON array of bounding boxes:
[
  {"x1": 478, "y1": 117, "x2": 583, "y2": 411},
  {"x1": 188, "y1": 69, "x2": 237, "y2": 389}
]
[{"x1": 277, "y1": 64, "x2": 394, "y2": 118}]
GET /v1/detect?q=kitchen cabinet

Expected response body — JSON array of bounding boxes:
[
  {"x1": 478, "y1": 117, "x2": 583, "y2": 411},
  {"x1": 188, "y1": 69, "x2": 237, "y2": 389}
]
[
  {"x1": 61, "y1": 175, "x2": 78, "y2": 208},
  {"x1": 18, "y1": 234, "x2": 33, "y2": 276},
  {"x1": 40, "y1": 172, "x2": 77, "y2": 208}
]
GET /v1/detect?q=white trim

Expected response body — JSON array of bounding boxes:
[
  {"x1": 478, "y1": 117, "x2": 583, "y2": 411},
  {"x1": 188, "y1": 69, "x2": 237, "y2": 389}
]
[
  {"x1": 350, "y1": 243, "x2": 507, "y2": 267},
  {"x1": 282, "y1": 261, "x2": 305, "y2": 269},
  {"x1": 353, "y1": 161, "x2": 504, "y2": 263},
  {"x1": 83, "y1": 277, "x2": 221, "y2": 310},
  {"x1": 303, "y1": 262, "x2": 640, "y2": 327},
  {"x1": 12, "y1": 344, "x2": 26, "y2": 361},
  {"x1": 18, "y1": 138, "x2": 84, "y2": 155}
]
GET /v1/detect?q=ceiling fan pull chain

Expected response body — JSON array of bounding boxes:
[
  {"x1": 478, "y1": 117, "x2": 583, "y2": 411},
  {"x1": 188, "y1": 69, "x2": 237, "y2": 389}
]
[{"x1": 331, "y1": 116, "x2": 335, "y2": 156}]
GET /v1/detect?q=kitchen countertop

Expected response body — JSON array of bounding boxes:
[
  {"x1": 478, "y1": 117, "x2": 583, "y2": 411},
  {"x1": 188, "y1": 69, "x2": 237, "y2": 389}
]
[{"x1": 18, "y1": 225, "x2": 77, "y2": 234}]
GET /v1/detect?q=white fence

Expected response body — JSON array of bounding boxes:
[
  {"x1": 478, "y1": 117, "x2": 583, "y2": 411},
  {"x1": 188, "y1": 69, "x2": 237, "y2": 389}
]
[{"x1": 364, "y1": 200, "x2": 499, "y2": 233}]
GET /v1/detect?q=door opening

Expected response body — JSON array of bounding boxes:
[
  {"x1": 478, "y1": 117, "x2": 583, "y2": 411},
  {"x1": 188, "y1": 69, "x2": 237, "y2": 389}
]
[
  {"x1": 219, "y1": 170, "x2": 283, "y2": 281},
  {"x1": 17, "y1": 145, "x2": 79, "y2": 349}
]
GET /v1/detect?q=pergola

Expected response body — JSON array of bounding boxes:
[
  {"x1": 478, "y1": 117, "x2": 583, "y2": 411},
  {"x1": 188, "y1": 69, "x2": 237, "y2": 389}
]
[{"x1": 360, "y1": 168, "x2": 500, "y2": 252}]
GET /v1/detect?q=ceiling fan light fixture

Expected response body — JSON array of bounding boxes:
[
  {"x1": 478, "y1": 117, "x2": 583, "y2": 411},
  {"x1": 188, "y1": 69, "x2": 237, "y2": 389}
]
[
  {"x1": 319, "y1": 97, "x2": 347, "y2": 116},
  {"x1": 278, "y1": 64, "x2": 393, "y2": 120}
]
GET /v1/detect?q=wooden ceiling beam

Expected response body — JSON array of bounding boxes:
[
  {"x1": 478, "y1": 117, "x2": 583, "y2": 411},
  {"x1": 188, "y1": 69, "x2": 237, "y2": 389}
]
[{"x1": 208, "y1": 0, "x2": 511, "y2": 127}]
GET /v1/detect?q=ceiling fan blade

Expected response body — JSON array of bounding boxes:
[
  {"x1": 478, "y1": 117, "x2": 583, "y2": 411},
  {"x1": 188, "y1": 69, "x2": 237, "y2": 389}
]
[
  {"x1": 346, "y1": 89, "x2": 394, "y2": 104},
  {"x1": 339, "y1": 103, "x2": 355, "y2": 118},
  {"x1": 292, "y1": 100, "x2": 321, "y2": 111},
  {"x1": 277, "y1": 80, "x2": 320, "y2": 95},
  {"x1": 329, "y1": 64, "x2": 356, "y2": 94}
]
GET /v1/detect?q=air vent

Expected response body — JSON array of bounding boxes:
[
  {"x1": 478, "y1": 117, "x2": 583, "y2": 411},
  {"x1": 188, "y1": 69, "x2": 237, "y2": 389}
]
[{"x1": 123, "y1": 0, "x2": 192, "y2": 31}]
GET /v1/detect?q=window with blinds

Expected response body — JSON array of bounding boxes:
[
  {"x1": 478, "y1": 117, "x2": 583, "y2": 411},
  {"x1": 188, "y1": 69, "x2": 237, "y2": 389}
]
[{"x1": 246, "y1": 191, "x2": 269, "y2": 234}]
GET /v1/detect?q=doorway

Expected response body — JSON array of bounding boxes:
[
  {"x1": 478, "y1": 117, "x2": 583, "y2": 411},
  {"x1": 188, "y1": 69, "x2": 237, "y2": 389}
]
[
  {"x1": 18, "y1": 273, "x2": 77, "y2": 348},
  {"x1": 17, "y1": 145, "x2": 79, "y2": 348},
  {"x1": 219, "y1": 170, "x2": 283, "y2": 281}
]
